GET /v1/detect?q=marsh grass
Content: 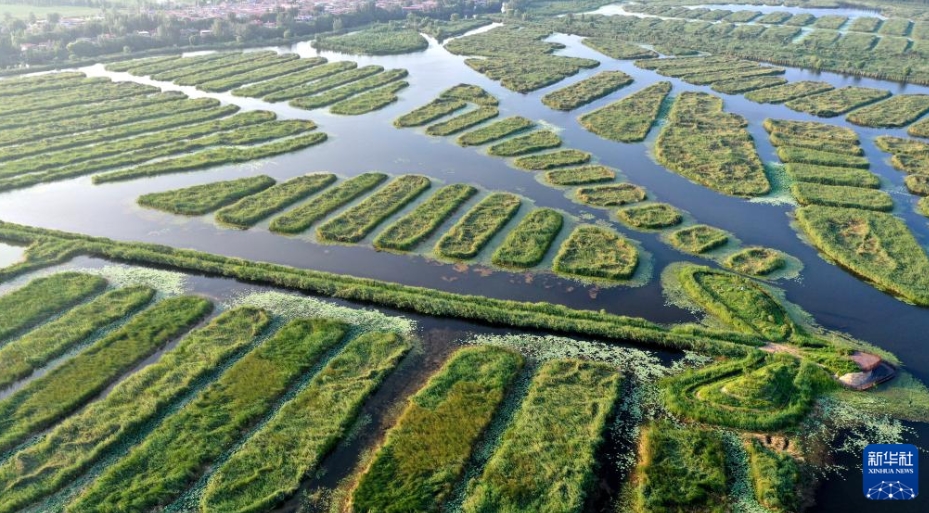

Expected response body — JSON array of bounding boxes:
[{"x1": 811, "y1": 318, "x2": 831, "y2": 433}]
[
  {"x1": 232, "y1": 61, "x2": 357, "y2": 99},
  {"x1": 138, "y1": 176, "x2": 277, "y2": 216},
  {"x1": 0, "y1": 296, "x2": 213, "y2": 454},
  {"x1": 264, "y1": 65, "x2": 385, "y2": 103},
  {"x1": 462, "y1": 358, "x2": 622, "y2": 512},
  {"x1": 667, "y1": 225, "x2": 730, "y2": 254},
  {"x1": 68, "y1": 318, "x2": 349, "y2": 512},
  {"x1": 785, "y1": 86, "x2": 891, "y2": 117},
  {"x1": 552, "y1": 225, "x2": 639, "y2": 281},
  {"x1": 200, "y1": 331, "x2": 411, "y2": 513},
  {"x1": 745, "y1": 438, "x2": 801, "y2": 513},
  {"x1": 578, "y1": 81, "x2": 671, "y2": 143},
  {"x1": 270, "y1": 173, "x2": 388, "y2": 234},
  {"x1": 313, "y1": 24, "x2": 428, "y2": 55},
  {"x1": 617, "y1": 203, "x2": 684, "y2": 230},
  {"x1": 317, "y1": 175, "x2": 432, "y2": 243},
  {"x1": 290, "y1": 69, "x2": 409, "y2": 110},
  {"x1": 426, "y1": 107, "x2": 499, "y2": 137},
  {"x1": 0, "y1": 272, "x2": 105, "y2": 343},
  {"x1": 543, "y1": 165, "x2": 616, "y2": 186},
  {"x1": 711, "y1": 76, "x2": 787, "y2": 95},
  {"x1": 435, "y1": 193, "x2": 521, "y2": 260},
  {"x1": 846, "y1": 94, "x2": 929, "y2": 128},
  {"x1": 796, "y1": 205, "x2": 929, "y2": 305},
  {"x1": 723, "y1": 247, "x2": 788, "y2": 277},
  {"x1": 395, "y1": 99, "x2": 467, "y2": 127},
  {"x1": 904, "y1": 174, "x2": 929, "y2": 195},
  {"x1": 197, "y1": 57, "x2": 328, "y2": 93},
  {"x1": 785, "y1": 163, "x2": 880, "y2": 188},
  {"x1": 215, "y1": 174, "x2": 336, "y2": 228},
  {"x1": 0, "y1": 306, "x2": 271, "y2": 513},
  {"x1": 439, "y1": 84, "x2": 499, "y2": 106},
  {"x1": 487, "y1": 130, "x2": 562, "y2": 157},
  {"x1": 329, "y1": 81, "x2": 409, "y2": 115},
  {"x1": 457, "y1": 116, "x2": 534, "y2": 146},
  {"x1": 513, "y1": 149, "x2": 592, "y2": 170},
  {"x1": 0, "y1": 286, "x2": 155, "y2": 390},
  {"x1": 745, "y1": 81, "x2": 834, "y2": 104},
  {"x1": 581, "y1": 37, "x2": 658, "y2": 59},
  {"x1": 541, "y1": 70, "x2": 633, "y2": 111},
  {"x1": 491, "y1": 208, "x2": 563, "y2": 268},
  {"x1": 790, "y1": 182, "x2": 894, "y2": 211},
  {"x1": 776, "y1": 146, "x2": 870, "y2": 169},
  {"x1": 373, "y1": 184, "x2": 478, "y2": 251},
  {"x1": 575, "y1": 183, "x2": 646, "y2": 207},
  {"x1": 351, "y1": 347, "x2": 522, "y2": 512}
]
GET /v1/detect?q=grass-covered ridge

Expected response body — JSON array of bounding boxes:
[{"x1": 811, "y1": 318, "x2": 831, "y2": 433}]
[
  {"x1": 543, "y1": 165, "x2": 616, "y2": 186},
  {"x1": 0, "y1": 296, "x2": 213, "y2": 453},
  {"x1": 541, "y1": 70, "x2": 633, "y2": 111},
  {"x1": 462, "y1": 358, "x2": 622, "y2": 512},
  {"x1": 846, "y1": 94, "x2": 929, "y2": 128},
  {"x1": 330, "y1": 81, "x2": 410, "y2": 115},
  {"x1": 138, "y1": 176, "x2": 277, "y2": 216},
  {"x1": 0, "y1": 272, "x2": 105, "y2": 343},
  {"x1": 784, "y1": 86, "x2": 891, "y2": 117},
  {"x1": 0, "y1": 285, "x2": 154, "y2": 390},
  {"x1": 68, "y1": 318, "x2": 348, "y2": 512},
  {"x1": 553, "y1": 225, "x2": 639, "y2": 282},
  {"x1": 351, "y1": 346, "x2": 522, "y2": 512},
  {"x1": 656, "y1": 92, "x2": 770, "y2": 196},
  {"x1": 457, "y1": 116, "x2": 535, "y2": 146},
  {"x1": 576, "y1": 183, "x2": 646, "y2": 207},
  {"x1": 395, "y1": 98, "x2": 467, "y2": 127},
  {"x1": 579, "y1": 82, "x2": 671, "y2": 143},
  {"x1": 0, "y1": 306, "x2": 271, "y2": 513},
  {"x1": 426, "y1": 107, "x2": 499, "y2": 136},
  {"x1": 745, "y1": 438, "x2": 802, "y2": 513},
  {"x1": 745, "y1": 81, "x2": 834, "y2": 104},
  {"x1": 270, "y1": 172, "x2": 388, "y2": 235},
  {"x1": 790, "y1": 182, "x2": 894, "y2": 211},
  {"x1": 513, "y1": 149, "x2": 592, "y2": 170},
  {"x1": 200, "y1": 331, "x2": 410, "y2": 512},
  {"x1": 487, "y1": 130, "x2": 562, "y2": 157}
]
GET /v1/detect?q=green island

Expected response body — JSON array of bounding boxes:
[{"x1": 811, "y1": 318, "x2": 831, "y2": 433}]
[
  {"x1": 846, "y1": 94, "x2": 929, "y2": 128},
  {"x1": 270, "y1": 172, "x2": 388, "y2": 235},
  {"x1": 578, "y1": 81, "x2": 672, "y2": 143},
  {"x1": 215, "y1": 173, "x2": 337, "y2": 228},
  {"x1": 487, "y1": 130, "x2": 562, "y2": 157},
  {"x1": 374, "y1": 184, "x2": 478, "y2": 251},
  {"x1": 457, "y1": 116, "x2": 535, "y2": 146},
  {"x1": 316, "y1": 175, "x2": 432, "y2": 243},
  {"x1": 553, "y1": 224, "x2": 639, "y2": 282},
  {"x1": 541, "y1": 70, "x2": 633, "y2": 111},
  {"x1": 616, "y1": 202, "x2": 684, "y2": 230},
  {"x1": 576, "y1": 183, "x2": 647, "y2": 207},
  {"x1": 0, "y1": 272, "x2": 105, "y2": 342},
  {"x1": 426, "y1": 106, "x2": 499, "y2": 136},
  {"x1": 543, "y1": 164, "x2": 616, "y2": 186},
  {"x1": 138, "y1": 175, "x2": 277, "y2": 216},
  {"x1": 723, "y1": 247, "x2": 788, "y2": 277},
  {"x1": 790, "y1": 182, "x2": 894, "y2": 211},
  {"x1": 395, "y1": 98, "x2": 467, "y2": 127},
  {"x1": 512, "y1": 149, "x2": 592, "y2": 170},
  {"x1": 785, "y1": 163, "x2": 881, "y2": 188},
  {"x1": 435, "y1": 192, "x2": 521, "y2": 260},
  {"x1": 784, "y1": 86, "x2": 892, "y2": 117},
  {"x1": 667, "y1": 224, "x2": 731, "y2": 254},
  {"x1": 313, "y1": 23, "x2": 428, "y2": 55},
  {"x1": 745, "y1": 81, "x2": 834, "y2": 104},
  {"x1": 656, "y1": 92, "x2": 770, "y2": 197},
  {"x1": 491, "y1": 208, "x2": 564, "y2": 268},
  {"x1": 264, "y1": 65, "x2": 385, "y2": 102},
  {"x1": 289, "y1": 68, "x2": 409, "y2": 110},
  {"x1": 582, "y1": 37, "x2": 658, "y2": 59},
  {"x1": 232, "y1": 61, "x2": 358, "y2": 99},
  {"x1": 330, "y1": 80, "x2": 410, "y2": 115}
]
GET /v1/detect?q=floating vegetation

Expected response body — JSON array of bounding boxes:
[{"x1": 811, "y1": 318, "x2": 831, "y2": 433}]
[
  {"x1": 491, "y1": 208, "x2": 563, "y2": 268},
  {"x1": 395, "y1": 99, "x2": 467, "y2": 127},
  {"x1": 776, "y1": 146, "x2": 870, "y2": 169},
  {"x1": 656, "y1": 92, "x2": 770, "y2": 196},
  {"x1": 138, "y1": 176, "x2": 277, "y2": 216},
  {"x1": 617, "y1": 203, "x2": 684, "y2": 230},
  {"x1": 78, "y1": 264, "x2": 188, "y2": 296},
  {"x1": 541, "y1": 70, "x2": 633, "y2": 111},
  {"x1": 745, "y1": 438, "x2": 802, "y2": 513},
  {"x1": 579, "y1": 81, "x2": 671, "y2": 143},
  {"x1": 435, "y1": 193, "x2": 521, "y2": 260},
  {"x1": 553, "y1": 225, "x2": 639, "y2": 282},
  {"x1": 512, "y1": 149, "x2": 592, "y2": 170},
  {"x1": 576, "y1": 183, "x2": 647, "y2": 207},
  {"x1": 457, "y1": 116, "x2": 534, "y2": 146},
  {"x1": 373, "y1": 184, "x2": 478, "y2": 252},
  {"x1": 543, "y1": 165, "x2": 616, "y2": 186}
]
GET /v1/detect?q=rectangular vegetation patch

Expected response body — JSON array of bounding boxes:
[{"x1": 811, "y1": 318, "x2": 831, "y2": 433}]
[
  {"x1": 579, "y1": 81, "x2": 671, "y2": 143},
  {"x1": 543, "y1": 165, "x2": 616, "y2": 186},
  {"x1": 791, "y1": 182, "x2": 893, "y2": 211},
  {"x1": 216, "y1": 173, "x2": 337, "y2": 228},
  {"x1": 846, "y1": 94, "x2": 929, "y2": 128},
  {"x1": 316, "y1": 175, "x2": 432, "y2": 243},
  {"x1": 513, "y1": 149, "x2": 592, "y2": 170},
  {"x1": 373, "y1": 184, "x2": 478, "y2": 251},
  {"x1": 270, "y1": 172, "x2": 388, "y2": 234},
  {"x1": 784, "y1": 86, "x2": 892, "y2": 117},
  {"x1": 435, "y1": 193, "x2": 521, "y2": 259},
  {"x1": 0, "y1": 272, "x2": 105, "y2": 343},
  {"x1": 487, "y1": 130, "x2": 562, "y2": 157},
  {"x1": 553, "y1": 225, "x2": 639, "y2": 281},
  {"x1": 541, "y1": 71, "x2": 633, "y2": 111},
  {"x1": 491, "y1": 208, "x2": 564, "y2": 268},
  {"x1": 138, "y1": 175, "x2": 277, "y2": 216},
  {"x1": 457, "y1": 116, "x2": 534, "y2": 146},
  {"x1": 745, "y1": 81, "x2": 834, "y2": 104}
]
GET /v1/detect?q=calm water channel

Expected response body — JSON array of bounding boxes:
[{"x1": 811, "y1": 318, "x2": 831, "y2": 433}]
[{"x1": 0, "y1": 8, "x2": 927, "y2": 509}]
